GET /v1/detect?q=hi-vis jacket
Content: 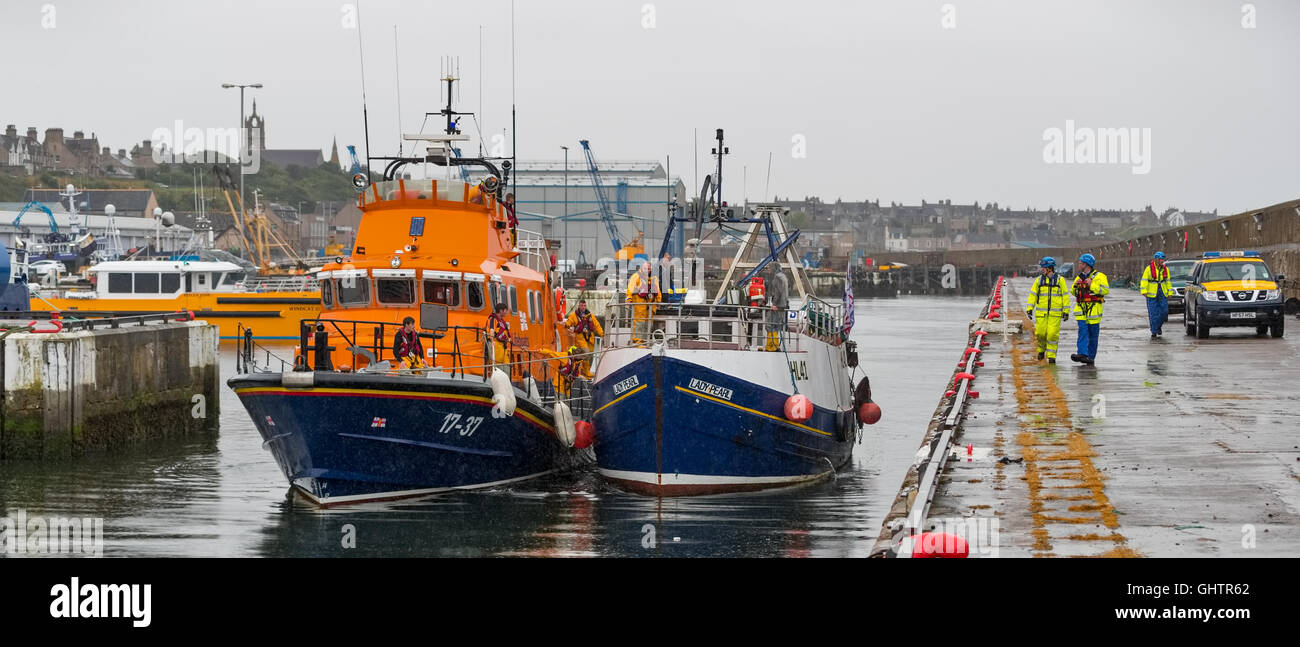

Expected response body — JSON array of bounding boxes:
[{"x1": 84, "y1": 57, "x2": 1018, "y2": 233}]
[
  {"x1": 1026, "y1": 273, "x2": 1070, "y2": 318},
  {"x1": 1071, "y1": 270, "x2": 1110, "y2": 323},
  {"x1": 1140, "y1": 262, "x2": 1173, "y2": 298}
]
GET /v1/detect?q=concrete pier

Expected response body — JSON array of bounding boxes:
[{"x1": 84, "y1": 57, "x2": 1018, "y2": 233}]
[
  {"x1": 874, "y1": 278, "x2": 1300, "y2": 557},
  {"x1": 1, "y1": 319, "x2": 220, "y2": 459}
]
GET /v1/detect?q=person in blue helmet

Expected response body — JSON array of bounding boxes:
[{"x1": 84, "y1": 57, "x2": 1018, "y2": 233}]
[
  {"x1": 1070, "y1": 253, "x2": 1109, "y2": 366},
  {"x1": 1025, "y1": 256, "x2": 1069, "y2": 363},
  {"x1": 1140, "y1": 251, "x2": 1173, "y2": 338}
]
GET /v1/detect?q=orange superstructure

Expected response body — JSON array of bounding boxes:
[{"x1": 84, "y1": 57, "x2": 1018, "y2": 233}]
[{"x1": 305, "y1": 174, "x2": 573, "y2": 379}]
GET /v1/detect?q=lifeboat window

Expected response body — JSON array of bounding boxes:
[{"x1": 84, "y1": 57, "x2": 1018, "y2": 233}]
[
  {"x1": 108, "y1": 272, "x2": 132, "y2": 293},
  {"x1": 376, "y1": 278, "x2": 415, "y2": 305},
  {"x1": 161, "y1": 273, "x2": 181, "y2": 293},
  {"x1": 133, "y1": 273, "x2": 160, "y2": 293},
  {"x1": 466, "y1": 282, "x2": 485, "y2": 311},
  {"x1": 337, "y1": 276, "x2": 371, "y2": 306},
  {"x1": 321, "y1": 279, "x2": 334, "y2": 307},
  {"x1": 489, "y1": 282, "x2": 501, "y2": 307},
  {"x1": 422, "y1": 280, "x2": 461, "y2": 307},
  {"x1": 222, "y1": 272, "x2": 246, "y2": 286},
  {"x1": 508, "y1": 285, "x2": 518, "y2": 314}
]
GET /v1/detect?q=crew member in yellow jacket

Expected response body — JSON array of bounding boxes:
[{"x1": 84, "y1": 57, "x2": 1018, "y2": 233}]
[
  {"x1": 625, "y1": 261, "x2": 661, "y2": 343},
  {"x1": 1070, "y1": 253, "x2": 1110, "y2": 366},
  {"x1": 1140, "y1": 251, "x2": 1173, "y2": 338},
  {"x1": 1025, "y1": 257, "x2": 1070, "y2": 363},
  {"x1": 537, "y1": 346, "x2": 582, "y2": 398},
  {"x1": 564, "y1": 299, "x2": 604, "y2": 378}
]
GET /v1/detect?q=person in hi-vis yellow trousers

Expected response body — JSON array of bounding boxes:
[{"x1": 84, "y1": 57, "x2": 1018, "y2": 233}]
[{"x1": 1025, "y1": 257, "x2": 1070, "y2": 363}]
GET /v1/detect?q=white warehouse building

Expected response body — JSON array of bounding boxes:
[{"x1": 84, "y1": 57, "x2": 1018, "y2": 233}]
[{"x1": 470, "y1": 160, "x2": 686, "y2": 267}]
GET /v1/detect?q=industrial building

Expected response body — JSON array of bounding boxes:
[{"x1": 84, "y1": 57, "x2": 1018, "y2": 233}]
[{"x1": 469, "y1": 159, "x2": 685, "y2": 267}]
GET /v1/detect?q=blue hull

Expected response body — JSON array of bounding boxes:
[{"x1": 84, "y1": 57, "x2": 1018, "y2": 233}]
[
  {"x1": 229, "y1": 372, "x2": 591, "y2": 505},
  {"x1": 592, "y1": 354, "x2": 857, "y2": 496}
]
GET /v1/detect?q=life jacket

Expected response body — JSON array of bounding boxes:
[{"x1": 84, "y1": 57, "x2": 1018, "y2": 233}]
[
  {"x1": 395, "y1": 329, "x2": 422, "y2": 359},
  {"x1": 1075, "y1": 272, "x2": 1105, "y2": 303},
  {"x1": 1148, "y1": 262, "x2": 1168, "y2": 283},
  {"x1": 487, "y1": 314, "x2": 510, "y2": 343},
  {"x1": 572, "y1": 311, "x2": 594, "y2": 338},
  {"x1": 559, "y1": 359, "x2": 578, "y2": 379}
]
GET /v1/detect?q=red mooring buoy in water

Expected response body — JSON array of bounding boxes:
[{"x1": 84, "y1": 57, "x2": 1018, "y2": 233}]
[
  {"x1": 906, "y1": 532, "x2": 970, "y2": 558},
  {"x1": 858, "y1": 402, "x2": 882, "y2": 425},
  {"x1": 574, "y1": 421, "x2": 595, "y2": 449}
]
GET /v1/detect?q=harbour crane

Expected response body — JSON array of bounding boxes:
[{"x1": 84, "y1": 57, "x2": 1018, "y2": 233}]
[{"x1": 578, "y1": 139, "x2": 645, "y2": 267}]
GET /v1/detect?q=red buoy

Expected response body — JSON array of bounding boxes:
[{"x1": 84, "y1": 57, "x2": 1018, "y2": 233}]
[
  {"x1": 906, "y1": 532, "x2": 970, "y2": 558},
  {"x1": 574, "y1": 421, "x2": 595, "y2": 449},
  {"x1": 858, "y1": 401, "x2": 882, "y2": 425},
  {"x1": 784, "y1": 394, "x2": 813, "y2": 422}
]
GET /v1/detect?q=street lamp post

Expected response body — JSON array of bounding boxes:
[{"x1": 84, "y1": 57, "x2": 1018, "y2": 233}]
[
  {"x1": 561, "y1": 145, "x2": 569, "y2": 289},
  {"x1": 221, "y1": 82, "x2": 262, "y2": 258}
]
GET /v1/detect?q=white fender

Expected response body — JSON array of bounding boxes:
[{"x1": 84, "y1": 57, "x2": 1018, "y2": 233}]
[
  {"x1": 524, "y1": 376, "x2": 541, "y2": 401},
  {"x1": 553, "y1": 401, "x2": 576, "y2": 448},
  {"x1": 489, "y1": 368, "x2": 517, "y2": 417}
]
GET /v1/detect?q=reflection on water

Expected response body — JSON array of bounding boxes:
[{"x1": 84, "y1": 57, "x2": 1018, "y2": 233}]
[{"x1": 0, "y1": 296, "x2": 984, "y2": 557}]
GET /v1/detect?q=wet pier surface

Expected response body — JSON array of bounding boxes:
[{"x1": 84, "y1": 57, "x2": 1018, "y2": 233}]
[{"x1": 892, "y1": 278, "x2": 1300, "y2": 557}]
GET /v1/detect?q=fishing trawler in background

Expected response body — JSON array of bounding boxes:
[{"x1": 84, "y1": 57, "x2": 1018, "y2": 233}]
[
  {"x1": 227, "y1": 67, "x2": 592, "y2": 505},
  {"x1": 590, "y1": 130, "x2": 878, "y2": 496}
]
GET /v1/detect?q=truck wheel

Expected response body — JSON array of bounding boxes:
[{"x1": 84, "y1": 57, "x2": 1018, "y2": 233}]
[
  {"x1": 1271, "y1": 317, "x2": 1284, "y2": 338},
  {"x1": 1196, "y1": 310, "x2": 1210, "y2": 339},
  {"x1": 1185, "y1": 308, "x2": 1196, "y2": 336},
  {"x1": 1256, "y1": 325, "x2": 1268, "y2": 336}
]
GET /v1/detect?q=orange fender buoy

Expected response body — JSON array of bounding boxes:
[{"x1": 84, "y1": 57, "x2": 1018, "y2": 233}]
[
  {"x1": 858, "y1": 402, "x2": 882, "y2": 425},
  {"x1": 784, "y1": 394, "x2": 813, "y2": 423},
  {"x1": 574, "y1": 420, "x2": 595, "y2": 449}
]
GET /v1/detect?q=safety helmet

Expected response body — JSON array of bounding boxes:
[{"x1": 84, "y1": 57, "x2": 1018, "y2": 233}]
[
  {"x1": 568, "y1": 345, "x2": 579, "y2": 355},
  {"x1": 1039, "y1": 256, "x2": 1056, "y2": 268},
  {"x1": 1153, "y1": 251, "x2": 1165, "y2": 260},
  {"x1": 1079, "y1": 253, "x2": 1096, "y2": 267}
]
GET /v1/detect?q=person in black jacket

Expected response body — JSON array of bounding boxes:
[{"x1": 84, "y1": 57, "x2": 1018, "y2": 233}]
[{"x1": 393, "y1": 316, "x2": 425, "y2": 369}]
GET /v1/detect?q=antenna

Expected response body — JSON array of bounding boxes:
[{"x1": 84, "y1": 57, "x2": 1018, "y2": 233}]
[
  {"x1": 511, "y1": 0, "x2": 517, "y2": 181},
  {"x1": 394, "y1": 25, "x2": 404, "y2": 156},
  {"x1": 764, "y1": 151, "x2": 773, "y2": 201},
  {"x1": 355, "y1": 0, "x2": 372, "y2": 173},
  {"x1": 711, "y1": 129, "x2": 728, "y2": 209},
  {"x1": 478, "y1": 25, "x2": 484, "y2": 157}
]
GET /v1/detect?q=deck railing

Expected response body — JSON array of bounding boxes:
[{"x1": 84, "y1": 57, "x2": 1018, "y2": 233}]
[{"x1": 602, "y1": 295, "x2": 848, "y2": 352}]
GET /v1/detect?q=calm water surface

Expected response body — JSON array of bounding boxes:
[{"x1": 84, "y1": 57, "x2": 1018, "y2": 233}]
[{"x1": 0, "y1": 296, "x2": 983, "y2": 557}]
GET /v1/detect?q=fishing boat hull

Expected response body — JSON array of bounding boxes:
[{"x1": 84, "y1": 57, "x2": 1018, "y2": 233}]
[
  {"x1": 229, "y1": 371, "x2": 592, "y2": 506},
  {"x1": 591, "y1": 347, "x2": 857, "y2": 496}
]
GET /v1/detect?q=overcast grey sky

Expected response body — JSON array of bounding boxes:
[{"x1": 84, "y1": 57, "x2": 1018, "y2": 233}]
[{"x1": 4, "y1": 0, "x2": 1297, "y2": 213}]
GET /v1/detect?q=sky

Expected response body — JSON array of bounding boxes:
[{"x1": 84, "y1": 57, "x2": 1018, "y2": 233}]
[{"x1": 4, "y1": 0, "x2": 1298, "y2": 214}]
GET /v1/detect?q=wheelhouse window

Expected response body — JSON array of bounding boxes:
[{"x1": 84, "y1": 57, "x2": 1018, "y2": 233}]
[
  {"x1": 134, "y1": 273, "x2": 160, "y2": 293},
  {"x1": 466, "y1": 281, "x2": 485, "y2": 311},
  {"x1": 221, "y1": 272, "x2": 246, "y2": 286},
  {"x1": 321, "y1": 279, "x2": 335, "y2": 307},
  {"x1": 108, "y1": 273, "x2": 132, "y2": 293},
  {"x1": 376, "y1": 278, "x2": 415, "y2": 305},
  {"x1": 508, "y1": 285, "x2": 518, "y2": 315},
  {"x1": 489, "y1": 282, "x2": 502, "y2": 309},
  {"x1": 161, "y1": 273, "x2": 181, "y2": 293},
  {"x1": 337, "y1": 275, "x2": 371, "y2": 306},
  {"x1": 423, "y1": 280, "x2": 461, "y2": 307}
]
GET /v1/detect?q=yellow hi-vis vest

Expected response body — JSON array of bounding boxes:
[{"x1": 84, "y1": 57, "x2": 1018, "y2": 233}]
[
  {"x1": 1026, "y1": 273, "x2": 1070, "y2": 317},
  {"x1": 1140, "y1": 262, "x2": 1173, "y2": 298}
]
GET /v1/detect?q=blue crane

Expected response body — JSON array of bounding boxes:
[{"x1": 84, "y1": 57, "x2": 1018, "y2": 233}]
[
  {"x1": 12, "y1": 201, "x2": 58, "y2": 234},
  {"x1": 579, "y1": 139, "x2": 632, "y2": 256}
]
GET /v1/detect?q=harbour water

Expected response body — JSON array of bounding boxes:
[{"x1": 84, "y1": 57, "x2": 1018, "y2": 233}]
[{"x1": 0, "y1": 296, "x2": 984, "y2": 557}]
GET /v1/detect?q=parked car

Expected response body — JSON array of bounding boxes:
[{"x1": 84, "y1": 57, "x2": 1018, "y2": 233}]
[{"x1": 1164, "y1": 259, "x2": 1197, "y2": 314}]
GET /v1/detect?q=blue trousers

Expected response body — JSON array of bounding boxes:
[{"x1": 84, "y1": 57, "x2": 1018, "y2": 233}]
[
  {"x1": 1146, "y1": 294, "x2": 1168, "y2": 334},
  {"x1": 1077, "y1": 320, "x2": 1099, "y2": 359}
]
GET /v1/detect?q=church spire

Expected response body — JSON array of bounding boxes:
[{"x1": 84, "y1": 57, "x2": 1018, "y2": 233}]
[{"x1": 330, "y1": 135, "x2": 340, "y2": 169}]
